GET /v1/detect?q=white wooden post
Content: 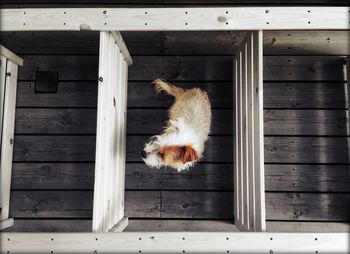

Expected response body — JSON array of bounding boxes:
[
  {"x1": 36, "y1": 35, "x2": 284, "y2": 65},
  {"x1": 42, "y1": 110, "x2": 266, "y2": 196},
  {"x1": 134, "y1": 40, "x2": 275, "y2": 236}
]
[
  {"x1": 0, "y1": 45, "x2": 23, "y2": 230},
  {"x1": 234, "y1": 31, "x2": 265, "y2": 232},
  {"x1": 92, "y1": 31, "x2": 132, "y2": 232}
]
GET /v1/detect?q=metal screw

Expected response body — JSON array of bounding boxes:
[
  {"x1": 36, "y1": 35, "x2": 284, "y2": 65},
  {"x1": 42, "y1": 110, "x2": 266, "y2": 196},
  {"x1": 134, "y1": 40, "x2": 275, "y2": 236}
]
[
  {"x1": 98, "y1": 77, "x2": 103, "y2": 82},
  {"x1": 103, "y1": 10, "x2": 107, "y2": 14},
  {"x1": 6, "y1": 72, "x2": 11, "y2": 77},
  {"x1": 265, "y1": 10, "x2": 269, "y2": 13},
  {"x1": 9, "y1": 139, "x2": 13, "y2": 145}
]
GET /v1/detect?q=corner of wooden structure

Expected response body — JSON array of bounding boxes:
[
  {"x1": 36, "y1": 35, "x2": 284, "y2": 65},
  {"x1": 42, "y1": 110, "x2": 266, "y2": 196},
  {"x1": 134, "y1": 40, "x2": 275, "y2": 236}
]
[
  {"x1": 0, "y1": 45, "x2": 23, "y2": 66},
  {"x1": 0, "y1": 218, "x2": 14, "y2": 230},
  {"x1": 109, "y1": 217, "x2": 129, "y2": 232}
]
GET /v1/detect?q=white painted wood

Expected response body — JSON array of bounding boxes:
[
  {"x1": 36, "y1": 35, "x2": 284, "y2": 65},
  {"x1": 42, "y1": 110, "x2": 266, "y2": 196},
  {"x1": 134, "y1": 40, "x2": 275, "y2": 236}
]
[
  {"x1": 0, "y1": 218, "x2": 14, "y2": 230},
  {"x1": 233, "y1": 58, "x2": 239, "y2": 227},
  {"x1": 111, "y1": 31, "x2": 133, "y2": 66},
  {"x1": 241, "y1": 41, "x2": 250, "y2": 231},
  {"x1": 252, "y1": 31, "x2": 266, "y2": 232},
  {"x1": 1, "y1": 232, "x2": 349, "y2": 253},
  {"x1": 0, "y1": 7, "x2": 349, "y2": 32},
  {"x1": 0, "y1": 45, "x2": 23, "y2": 66},
  {"x1": 234, "y1": 31, "x2": 265, "y2": 232},
  {"x1": 109, "y1": 217, "x2": 129, "y2": 232},
  {"x1": 92, "y1": 31, "x2": 131, "y2": 232},
  {"x1": 0, "y1": 59, "x2": 20, "y2": 227},
  {"x1": 246, "y1": 33, "x2": 256, "y2": 232},
  {"x1": 0, "y1": 56, "x2": 7, "y2": 153},
  {"x1": 347, "y1": 57, "x2": 350, "y2": 138}
]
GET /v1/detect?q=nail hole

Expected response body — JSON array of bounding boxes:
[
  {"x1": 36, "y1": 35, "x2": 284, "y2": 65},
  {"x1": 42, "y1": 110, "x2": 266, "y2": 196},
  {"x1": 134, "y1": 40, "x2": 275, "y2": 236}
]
[
  {"x1": 63, "y1": 23, "x2": 66, "y2": 25},
  {"x1": 226, "y1": 237, "x2": 229, "y2": 240},
  {"x1": 315, "y1": 251, "x2": 318, "y2": 254},
  {"x1": 24, "y1": 12, "x2": 26, "y2": 14},
  {"x1": 308, "y1": 21, "x2": 311, "y2": 24},
  {"x1": 145, "y1": 11, "x2": 148, "y2": 14},
  {"x1": 266, "y1": 22, "x2": 269, "y2": 24},
  {"x1": 265, "y1": 10, "x2": 269, "y2": 13},
  {"x1": 64, "y1": 11, "x2": 66, "y2": 14},
  {"x1": 139, "y1": 251, "x2": 142, "y2": 253},
  {"x1": 23, "y1": 23, "x2": 26, "y2": 26},
  {"x1": 51, "y1": 238, "x2": 54, "y2": 241},
  {"x1": 315, "y1": 238, "x2": 318, "y2": 241},
  {"x1": 308, "y1": 10, "x2": 311, "y2": 13},
  {"x1": 225, "y1": 22, "x2": 228, "y2": 25},
  {"x1": 182, "y1": 251, "x2": 185, "y2": 253},
  {"x1": 103, "y1": 10, "x2": 107, "y2": 14},
  {"x1": 182, "y1": 237, "x2": 185, "y2": 240},
  {"x1": 185, "y1": 11, "x2": 188, "y2": 14},
  {"x1": 104, "y1": 23, "x2": 107, "y2": 25},
  {"x1": 145, "y1": 23, "x2": 147, "y2": 25},
  {"x1": 7, "y1": 239, "x2": 10, "y2": 241},
  {"x1": 270, "y1": 237, "x2": 273, "y2": 240},
  {"x1": 95, "y1": 238, "x2": 98, "y2": 241},
  {"x1": 139, "y1": 238, "x2": 142, "y2": 240},
  {"x1": 225, "y1": 11, "x2": 228, "y2": 14},
  {"x1": 185, "y1": 22, "x2": 188, "y2": 25}
]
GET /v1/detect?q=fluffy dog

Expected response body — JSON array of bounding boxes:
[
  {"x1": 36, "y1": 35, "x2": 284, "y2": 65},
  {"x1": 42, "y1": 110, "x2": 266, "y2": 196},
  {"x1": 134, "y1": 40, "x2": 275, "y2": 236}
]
[{"x1": 141, "y1": 79, "x2": 211, "y2": 171}]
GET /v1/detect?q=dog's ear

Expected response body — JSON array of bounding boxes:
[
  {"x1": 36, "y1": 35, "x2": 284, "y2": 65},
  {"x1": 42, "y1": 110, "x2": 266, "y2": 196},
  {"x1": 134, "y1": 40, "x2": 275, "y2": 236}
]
[
  {"x1": 159, "y1": 145, "x2": 183, "y2": 164},
  {"x1": 181, "y1": 145, "x2": 199, "y2": 164}
]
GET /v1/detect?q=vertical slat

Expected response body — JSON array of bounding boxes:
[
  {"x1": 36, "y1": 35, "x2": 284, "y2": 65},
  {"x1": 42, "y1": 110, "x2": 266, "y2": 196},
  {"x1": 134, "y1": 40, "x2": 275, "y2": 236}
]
[
  {"x1": 0, "y1": 60, "x2": 19, "y2": 222},
  {"x1": 237, "y1": 51, "x2": 244, "y2": 229},
  {"x1": 233, "y1": 58, "x2": 239, "y2": 226},
  {"x1": 93, "y1": 31, "x2": 110, "y2": 232},
  {"x1": 252, "y1": 30, "x2": 266, "y2": 232},
  {"x1": 347, "y1": 57, "x2": 350, "y2": 138},
  {"x1": 0, "y1": 56, "x2": 7, "y2": 151},
  {"x1": 242, "y1": 41, "x2": 250, "y2": 231},
  {"x1": 93, "y1": 31, "x2": 130, "y2": 232},
  {"x1": 247, "y1": 33, "x2": 256, "y2": 231}
]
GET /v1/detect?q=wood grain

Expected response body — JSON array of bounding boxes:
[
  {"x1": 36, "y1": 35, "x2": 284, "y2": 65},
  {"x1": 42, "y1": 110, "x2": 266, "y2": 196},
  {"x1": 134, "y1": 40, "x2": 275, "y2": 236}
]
[
  {"x1": 264, "y1": 109, "x2": 349, "y2": 136},
  {"x1": 265, "y1": 164, "x2": 350, "y2": 192},
  {"x1": 263, "y1": 82, "x2": 347, "y2": 109},
  {"x1": 2, "y1": 31, "x2": 349, "y2": 56},
  {"x1": 264, "y1": 31, "x2": 350, "y2": 56},
  {"x1": 3, "y1": 219, "x2": 349, "y2": 232},
  {"x1": 266, "y1": 193, "x2": 350, "y2": 221},
  {"x1": 9, "y1": 191, "x2": 161, "y2": 218},
  {"x1": 17, "y1": 55, "x2": 346, "y2": 82},
  {"x1": 16, "y1": 81, "x2": 347, "y2": 109},
  {"x1": 265, "y1": 136, "x2": 350, "y2": 164},
  {"x1": 11, "y1": 163, "x2": 350, "y2": 192}
]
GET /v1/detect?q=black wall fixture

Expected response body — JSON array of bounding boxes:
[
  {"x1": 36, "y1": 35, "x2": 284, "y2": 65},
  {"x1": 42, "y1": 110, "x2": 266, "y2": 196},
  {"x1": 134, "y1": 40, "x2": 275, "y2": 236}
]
[{"x1": 35, "y1": 71, "x2": 58, "y2": 93}]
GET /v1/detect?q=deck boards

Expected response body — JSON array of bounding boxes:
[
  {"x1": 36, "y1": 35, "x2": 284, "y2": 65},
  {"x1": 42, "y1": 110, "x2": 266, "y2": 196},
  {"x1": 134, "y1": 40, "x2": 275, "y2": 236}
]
[{"x1": 1, "y1": 29, "x2": 349, "y2": 232}]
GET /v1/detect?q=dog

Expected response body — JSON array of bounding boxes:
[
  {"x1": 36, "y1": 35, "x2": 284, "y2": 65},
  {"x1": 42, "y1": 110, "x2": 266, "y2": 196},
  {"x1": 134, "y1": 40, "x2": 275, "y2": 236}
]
[{"x1": 141, "y1": 79, "x2": 211, "y2": 171}]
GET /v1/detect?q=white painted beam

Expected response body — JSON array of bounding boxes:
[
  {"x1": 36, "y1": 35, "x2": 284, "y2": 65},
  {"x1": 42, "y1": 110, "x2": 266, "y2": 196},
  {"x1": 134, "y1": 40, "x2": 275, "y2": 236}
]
[
  {"x1": 0, "y1": 45, "x2": 23, "y2": 66},
  {"x1": 1, "y1": 232, "x2": 348, "y2": 253},
  {"x1": 92, "y1": 31, "x2": 130, "y2": 232},
  {"x1": 0, "y1": 7, "x2": 349, "y2": 32},
  {"x1": 0, "y1": 218, "x2": 14, "y2": 230}
]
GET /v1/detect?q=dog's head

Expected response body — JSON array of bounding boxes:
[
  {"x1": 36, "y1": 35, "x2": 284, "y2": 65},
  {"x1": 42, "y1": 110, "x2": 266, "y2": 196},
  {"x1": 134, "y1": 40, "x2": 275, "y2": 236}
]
[{"x1": 141, "y1": 136, "x2": 199, "y2": 171}]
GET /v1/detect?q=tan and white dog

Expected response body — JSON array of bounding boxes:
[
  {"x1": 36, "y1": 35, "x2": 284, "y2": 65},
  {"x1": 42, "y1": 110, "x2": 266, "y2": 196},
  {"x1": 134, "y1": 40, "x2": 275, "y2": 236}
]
[{"x1": 141, "y1": 79, "x2": 211, "y2": 171}]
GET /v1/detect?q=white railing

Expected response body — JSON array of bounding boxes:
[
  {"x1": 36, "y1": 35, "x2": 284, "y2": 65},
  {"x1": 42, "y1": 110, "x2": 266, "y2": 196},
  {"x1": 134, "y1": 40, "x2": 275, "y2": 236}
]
[{"x1": 0, "y1": 45, "x2": 23, "y2": 230}]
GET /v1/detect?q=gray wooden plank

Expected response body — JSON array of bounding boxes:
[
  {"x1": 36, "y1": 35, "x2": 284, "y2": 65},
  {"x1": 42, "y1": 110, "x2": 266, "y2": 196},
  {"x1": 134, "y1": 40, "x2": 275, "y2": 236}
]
[
  {"x1": 264, "y1": 31, "x2": 350, "y2": 56},
  {"x1": 266, "y1": 193, "x2": 350, "y2": 221},
  {"x1": 265, "y1": 136, "x2": 350, "y2": 164},
  {"x1": 13, "y1": 135, "x2": 350, "y2": 164},
  {"x1": 266, "y1": 221, "x2": 350, "y2": 232},
  {"x1": 263, "y1": 82, "x2": 347, "y2": 109},
  {"x1": 11, "y1": 163, "x2": 95, "y2": 190},
  {"x1": 126, "y1": 135, "x2": 233, "y2": 162},
  {"x1": 2, "y1": 219, "x2": 92, "y2": 232},
  {"x1": 161, "y1": 191, "x2": 234, "y2": 219},
  {"x1": 13, "y1": 136, "x2": 96, "y2": 162},
  {"x1": 125, "y1": 219, "x2": 238, "y2": 232},
  {"x1": 12, "y1": 135, "x2": 233, "y2": 162},
  {"x1": 264, "y1": 56, "x2": 346, "y2": 81},
  {"x1": 9, "y1": 191, "x2": 160, "y2": 218},
  {"x1": 15, "y1": 108, "x2": 233, "y2": 135},
  {"x1": 11, "y1": 163, "x2": 350, "y2": 192},
  {"x1": 3, "y1": 219, "x2": 349, "y2": 233},
  {"x1": 265, "y1": 164, "x2": 350, "y2": 192},
  {"x1": 0, "y1": 32, "x2": 99, "y2": 55},
  {"x1": 16, "y1": 81, "x2": 347, "y2": 109},
  {"x1": 15, "y1": 108, "x2": 97, "y2": 134},
  {"x1": 16, "y1": 82, "x2": 98, "y2": 108},
  {"x1": 15, "y1": 108, "x2": 348, "y2": 136},
  {"x1": 18, "y1": 55, "x2": 233, "y2": 81},
  {"x1": 264, "y1": 109, "x2": 349, "y2": 136},
  {"x1": 17, "y1": 55, "x2": 346, "y2": 81},
  {"x1": 3, "y1": 31, "x2": 348, "y2": 56},
  {"x1": 125, "y1": 163, "x2": 233, "y2": 190}
]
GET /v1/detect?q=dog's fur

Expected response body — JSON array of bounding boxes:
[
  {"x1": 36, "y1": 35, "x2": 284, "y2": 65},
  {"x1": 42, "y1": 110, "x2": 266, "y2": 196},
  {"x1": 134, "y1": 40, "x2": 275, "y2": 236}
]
[{"x1": 142, "y1": 79, "x2": 211, "y2": 171}]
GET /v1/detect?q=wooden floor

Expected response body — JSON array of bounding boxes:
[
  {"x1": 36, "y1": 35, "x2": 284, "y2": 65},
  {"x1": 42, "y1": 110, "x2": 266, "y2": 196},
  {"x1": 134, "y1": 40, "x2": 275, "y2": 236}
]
[{"x1": 0, "y1": 30, "x2": 349, "y2": 232}]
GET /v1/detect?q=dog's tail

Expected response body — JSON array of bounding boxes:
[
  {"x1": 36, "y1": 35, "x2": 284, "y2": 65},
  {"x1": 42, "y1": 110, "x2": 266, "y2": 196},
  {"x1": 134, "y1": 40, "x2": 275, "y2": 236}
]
[{"x1": 153, "y1": 79, "x2": 184, "y2": 98}]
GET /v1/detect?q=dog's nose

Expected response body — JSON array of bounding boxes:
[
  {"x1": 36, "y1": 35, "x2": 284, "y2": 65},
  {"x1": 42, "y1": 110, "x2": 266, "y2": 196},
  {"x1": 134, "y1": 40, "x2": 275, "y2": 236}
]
[{"x1": 141, "y1": 150, "x2": 147, "y2": 158}]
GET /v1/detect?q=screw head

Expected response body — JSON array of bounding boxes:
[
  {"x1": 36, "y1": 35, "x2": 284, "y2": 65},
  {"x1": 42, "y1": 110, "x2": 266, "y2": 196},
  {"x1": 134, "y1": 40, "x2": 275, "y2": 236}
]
[{"x1": 98, "y1": 77, "x2": 103, "y2": 82}]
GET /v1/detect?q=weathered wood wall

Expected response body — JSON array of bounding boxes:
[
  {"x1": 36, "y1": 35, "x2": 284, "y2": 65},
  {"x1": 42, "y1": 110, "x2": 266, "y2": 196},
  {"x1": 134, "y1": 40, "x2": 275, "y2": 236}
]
[{"x1": 1, "y1": 29, "x2": 349, "y2": 232}]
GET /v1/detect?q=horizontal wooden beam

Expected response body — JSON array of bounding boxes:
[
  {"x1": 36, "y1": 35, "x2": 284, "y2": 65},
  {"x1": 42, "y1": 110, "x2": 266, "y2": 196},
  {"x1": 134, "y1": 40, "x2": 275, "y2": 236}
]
[
  {"x1": 0, "y1": 7, "x2": 349, "y2": 31},
  {"x1": 1, "y1": 232, "x2": 348, "y2": 253}
]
